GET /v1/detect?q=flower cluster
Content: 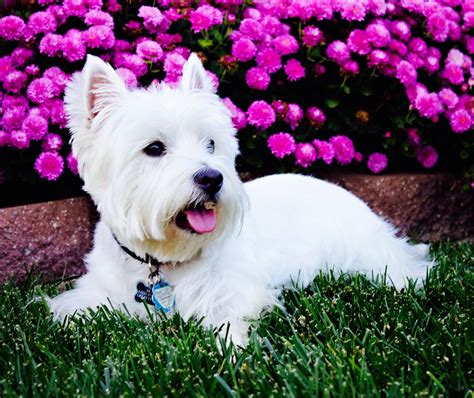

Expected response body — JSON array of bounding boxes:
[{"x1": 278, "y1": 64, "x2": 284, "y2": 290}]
[{"x1": 0, "y1": 0, "x2": 472, "y2": 184}]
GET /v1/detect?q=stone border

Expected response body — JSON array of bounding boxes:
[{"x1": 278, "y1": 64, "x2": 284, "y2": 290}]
[{"x1": 1, "y1": 173, "x2": 472, "y2": 284}]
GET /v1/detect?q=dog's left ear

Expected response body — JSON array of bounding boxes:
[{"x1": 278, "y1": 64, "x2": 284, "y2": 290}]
[{"x1": 180, "y1": 53, "x2": 216, "y2": 93}]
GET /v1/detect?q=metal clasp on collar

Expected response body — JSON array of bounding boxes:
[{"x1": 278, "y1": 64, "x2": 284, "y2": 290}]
[{"x1": 147, "y1": 255, "x2": 161, "y2": 286}]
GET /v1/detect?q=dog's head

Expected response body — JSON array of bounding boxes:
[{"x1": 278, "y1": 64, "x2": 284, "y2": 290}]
[{"x1": 65, "y1": 54, "x2": 246, "y2": 262}]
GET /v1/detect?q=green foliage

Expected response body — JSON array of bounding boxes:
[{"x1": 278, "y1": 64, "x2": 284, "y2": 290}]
[{"x1": 0, "y1": 243, "x2": 473, "y2": 396}]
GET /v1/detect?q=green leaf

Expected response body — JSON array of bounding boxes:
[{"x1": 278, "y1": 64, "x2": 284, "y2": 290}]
[
  {"x1": 342, "y1": 85, "x2": 350, "y2": 95},
  {"x1": 307, "y1": 47, "x2": 321, "y2": 59},
  {"x1": 211, "y1": 30, "x2": 223, "y2": 41},
  {"x1": 393, "y1": 117, "x2": 405, "y2": 129},
  {"x1": 460, "y1": 150, "x2": 469, "y2": 160},
  {"x1": 325, "y1": 99, "x2": 339, "y2": 108},
  {"x1": 198, "y1": 38, "x2": 214, "y2": 48}
]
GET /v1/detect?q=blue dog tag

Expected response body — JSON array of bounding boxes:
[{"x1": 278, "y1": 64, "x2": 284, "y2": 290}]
[{"x1": 152, "y1": 282, "x2": 175, "y2": 315}]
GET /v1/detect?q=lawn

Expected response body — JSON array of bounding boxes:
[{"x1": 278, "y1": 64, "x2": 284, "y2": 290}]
[{"x1": 0, "y1": 242, "x2": 472, "y2": 396}]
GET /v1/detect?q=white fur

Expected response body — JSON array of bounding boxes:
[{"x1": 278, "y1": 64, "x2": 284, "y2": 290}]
[{"x1": 49, "y1": 54, "x2": 433, "y2": 346}]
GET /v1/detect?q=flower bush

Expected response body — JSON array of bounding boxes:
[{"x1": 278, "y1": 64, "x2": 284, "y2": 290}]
[{"x1": 0, "y1": 0, "x2": 473, "y2": 189}]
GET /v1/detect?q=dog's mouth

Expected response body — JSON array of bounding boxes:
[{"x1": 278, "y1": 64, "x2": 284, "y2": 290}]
[{"x1": 175, "y1": 201, "x2": 217, "y2": 234}]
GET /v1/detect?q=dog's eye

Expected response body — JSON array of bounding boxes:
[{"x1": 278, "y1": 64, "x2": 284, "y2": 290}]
[
  {"x1": 144, "y1": 141, "x2": 165, "y2": 157},
  {"x1": 207, "y1": 139, "x2": 215, "y2": 154}
]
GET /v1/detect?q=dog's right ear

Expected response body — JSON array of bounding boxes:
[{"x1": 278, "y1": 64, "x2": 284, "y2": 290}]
[{"x1": 65, "y1": 54, "x2": 128, "y2": 133}]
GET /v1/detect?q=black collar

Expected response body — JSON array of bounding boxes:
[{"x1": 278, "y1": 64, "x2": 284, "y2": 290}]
[{"x1": 113, "y1": 234, "x2": 164, "y2": 268}]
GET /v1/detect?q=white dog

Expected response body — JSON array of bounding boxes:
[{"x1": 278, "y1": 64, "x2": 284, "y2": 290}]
[{"x1": 49, "y1": 54, "x2": 432, "y2": 346}]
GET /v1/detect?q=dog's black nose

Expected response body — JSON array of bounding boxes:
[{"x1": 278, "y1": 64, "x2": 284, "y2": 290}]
[{"x1": 194, "y1": 168, "x2": 223, "y2": 195}]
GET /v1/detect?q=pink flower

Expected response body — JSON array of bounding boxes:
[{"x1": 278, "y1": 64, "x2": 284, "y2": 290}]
[
  {"x1": 243, "y1": 8, "x2": 262, "y2": 21},
  {"x1": 163, "y1": 52, "x2": 186, "y2": 81},
  {"x1": 120, "y1": 54, "x2": 147, "y2": 78},
  {"x1": 396, "y1": 61, "x2": 417, "y2": 86},
  {"x1": 43, "y1": 67, "x2": 70, "y2": 96},
  {"x1": 407, "y1": 128, "x2": 421, "y2": 146},
  {"x1": 232, "y1": 38, "x2": 257, "y2": 62},
  {"x1": 47, "y1": 99, "x2": 67, "y2": 127},
  {"x1": 302, "y1": 26, "x2": 323, "y2": 47},
  {"x1": 284, "y1": 59, "x2": 305, "y2": 81},
  {"x1": 256, "y1": 49, "x2": 282, "y2": 73},
  {"x1": 34, "y1": 152, "x2": 64, "y2": 180},
  {"x1": 222, "y1": 98, "x2": 247, "y2": 130},
  {"x1": 307, "y1": 107, "x2": 326, "y2": 127},
  {"x1": 389, "y1": 40, "x2": 408, "y2": 56},
  {"x1": 39, "y1": 33, "x2": 63, "y2": 57},
  {"x1": 439, "y1": 88, "x2": 459, "y2": 110},
  {"x1": 449, "y1": 109, "x2": 473, "y2": 133},
  {"x1": 139, "y1": 6, "x2": 167, "y2": 33},
  {"x1": 27, "y1": 78, "x2": 55, "y2": 104},
  {"x1": 0, "y1": 131, "x2": 10, "y2": 147},
  {"x1": 341, "y1": 60, "x2": 359, "y2": 76},
  {"x1": 116, "y1": 68, "x2": 138, "y2": 89},
  {"x1": 85, "y1": 10, "x2": 114, "y2": 28},
  {"x1": 424, "y1": 48, "x2": 441, "y2": 74},
  {"x1": 207, "y1": 71, "x2": 219, "y2": 91},
  {"x1": 285, "y1": 103, "x2": 303, "y2": 130},
  {"x1": 391, "y1": 20, "x2": 411, "y2": 41},
  {"x1": 442, "y1": 63, "x2": 465, "y2": 85},
  {"x1": 367, "y1": 23, "x2": 391, "y2": 47},
  {"x1": 4, "y1": 71, "x2": 28, "y2": 93},
  {"x1": 368, "y1": 49, "x2": 389, "y2": 66},
  {"x1": 347, "y1": 30, "x2": 371, "y2": 55},
  {"x1": 414, "y1": 92, "x2": 443, "y2": 119},
  {"x1": 239, "y1": 18, "x2": 264, "y2": 40},
  {"x1": 25, "y1": 64, "x2": 40, "y2": 76},
  {"x1": 42, "y1": 133, "x2": 63, "y2": 151},
  {"x1": 2, "y1": 106, "x2": 26, "y2": 131},
  {"x1": 27, "y1": 11, "x2": 57, "y2": 35},
  {"x1": 409, "y1": 38, "x2": 428, "y2": 57},
  {"x1": 267, "y1": 132, "x2": 296, "y2": 158},
  {"x1": 189, "y1": 5, "x2": 223, "y2": 32},
  {"x1": 11, "y1": 48, "x2": 34, "y2": 67},
  {"x1": 339, "y1": 0, "x2": 366, "y2": 21},
  {"x1": 137, "y1": 40, "x2": 164, "y2": 62},
  {"x1": 62, "y1": 30, "x2": 86, "y2": 62},
  {"x1": 0, "y1": 56, "x2": 13, "y2": 82},
  {"x1": 67, "y1": 153, "x2": 79, "y2": 174},
  {"x1": 312, "y1": 140, "x2": 334, "y2": 164},
  {"x1": 106, "y1": 0, "x2": 121, "y2": 13},
  {"x1": 246, "y1": 67, "x2": 270, "y2": 90},
  {"x1": 416, "y1": 146, "x2": 438, "y2": 168},
  {"x1": 367, "y1": 152, "x2": 388, "y2": 173},
  {"x1": 295, "y1": 143, "x2": 317, "y2": 168},
  {"x1": 63, "y1": 0, "x2": 87, "y2": 17},
  {"x1": 272, "y1": 100, "x2": 287, "y2": 117},
  {"x1": 247, "y1": 100, "x2": 276, "y2": 129},
  {"x1": 84, "y1": 25, "x2": 115, "y2": 49},
  {"x1": 10, "y1": 130, "x2": 30, "y2": 149},
  {"x1": 273, "y1": 34, "x2": 299, "y2": 55},
  {"x1": 22, "y1": 114, "x2": 48, "y2": 140},
  {"x1": 326, "y1": 41, "x2": 350, "y2": 64},
  {"x1": 329, "y1": 135, "x2": 355, "y2": 165},
  {"x1": 0, "y1": 16, "x2": 25, "y2": 41},
  {"x1": 427, "y1": 12, "x2": 449, "y2": 42}
]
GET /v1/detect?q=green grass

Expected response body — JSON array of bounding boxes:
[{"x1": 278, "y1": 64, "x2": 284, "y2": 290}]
[{"x1": 1, "y1": 243, "x2": 473, "y2": 397}]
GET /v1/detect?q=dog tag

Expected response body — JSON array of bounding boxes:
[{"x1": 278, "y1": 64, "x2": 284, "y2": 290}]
[
  {"x1": 135, "y1": 282, "x2": 154, "y2": 305},
  {"x1": 152, "y1": 282, "x2": 175, "y2": 315}
]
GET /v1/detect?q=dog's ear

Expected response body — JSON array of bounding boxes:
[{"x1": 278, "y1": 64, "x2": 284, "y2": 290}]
[
  {"x1": 65, "y1": 54, "x2": 128, "y2": 132},
  {"x1": 180, "y1": 53, "x2": 216, "y2": 93}
]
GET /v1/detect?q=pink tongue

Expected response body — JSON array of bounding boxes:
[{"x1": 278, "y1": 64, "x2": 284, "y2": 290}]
[{"x1": 184, "y1": 208, "x2": 217, "y2": 234}]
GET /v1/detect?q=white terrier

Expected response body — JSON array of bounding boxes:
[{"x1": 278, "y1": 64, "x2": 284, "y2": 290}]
[{"x1": 49, "y1": 54, "x2": 432, "y2": 346}]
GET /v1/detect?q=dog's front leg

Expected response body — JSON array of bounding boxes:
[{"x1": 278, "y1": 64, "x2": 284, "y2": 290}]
[{"x1": 173, "y1": 271, "x2": 279, "y2": 348}]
